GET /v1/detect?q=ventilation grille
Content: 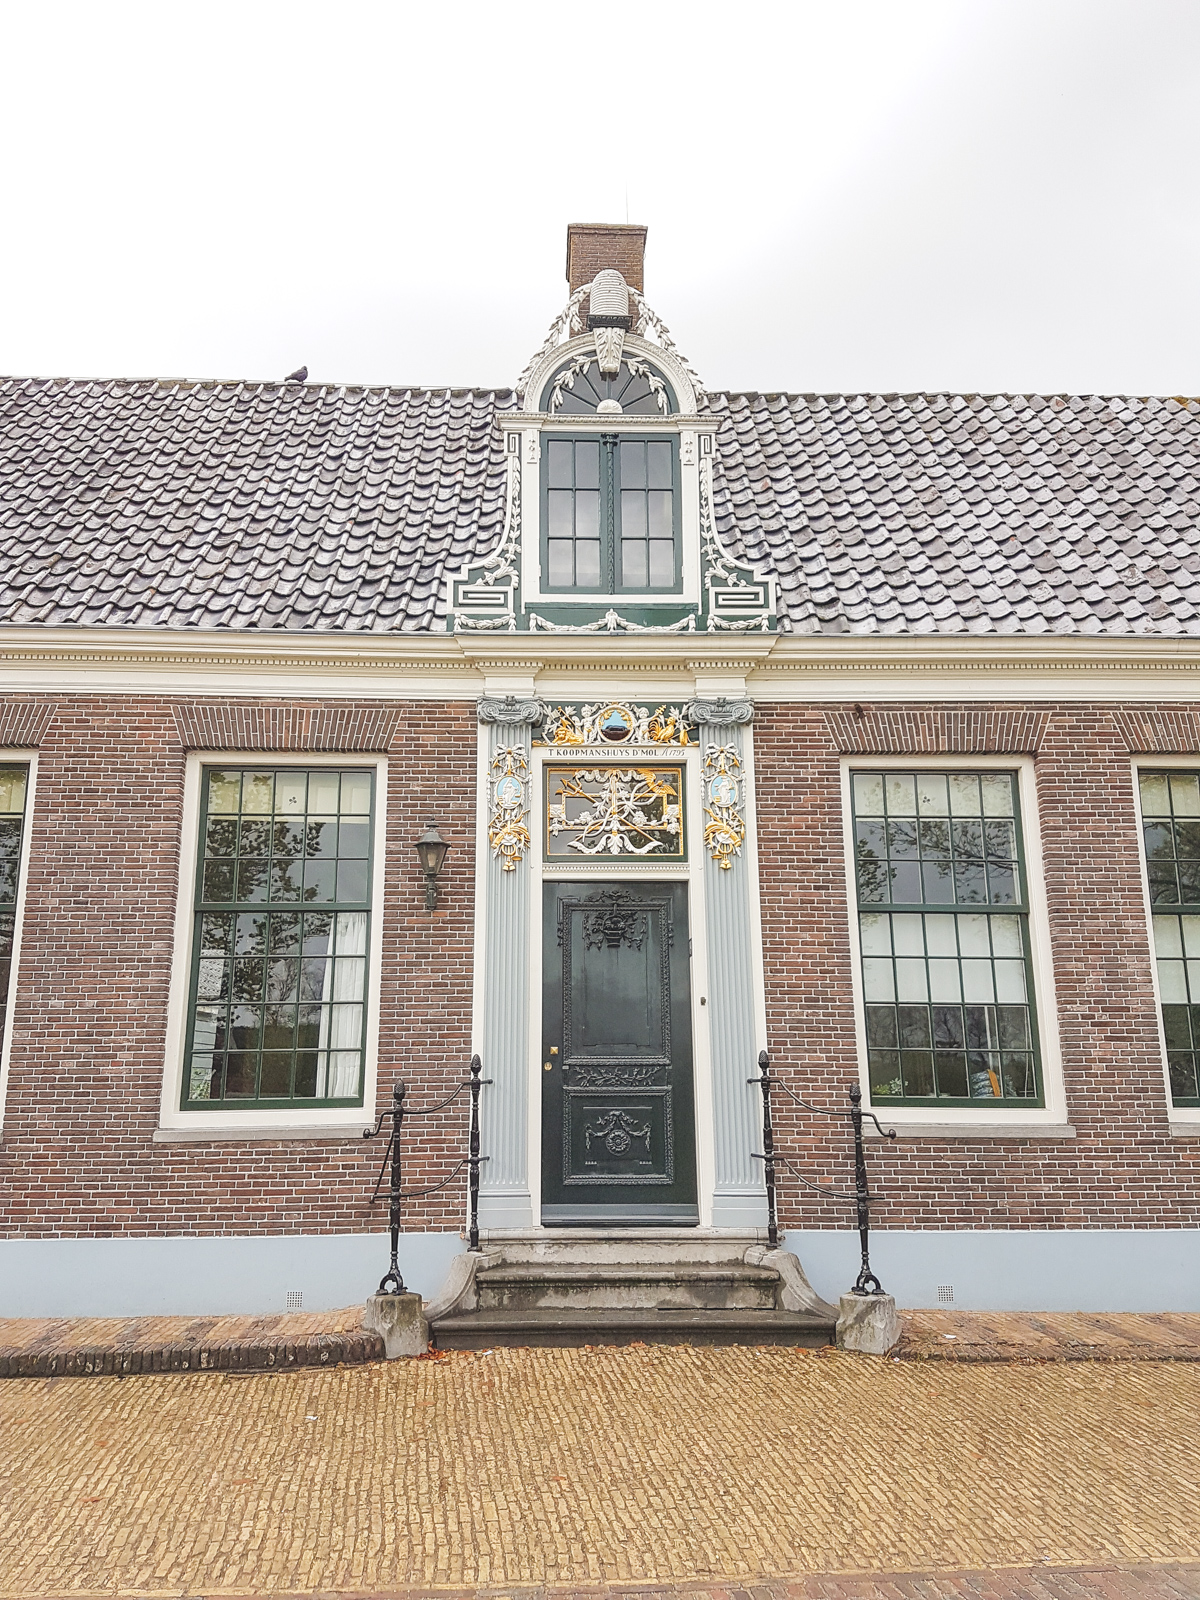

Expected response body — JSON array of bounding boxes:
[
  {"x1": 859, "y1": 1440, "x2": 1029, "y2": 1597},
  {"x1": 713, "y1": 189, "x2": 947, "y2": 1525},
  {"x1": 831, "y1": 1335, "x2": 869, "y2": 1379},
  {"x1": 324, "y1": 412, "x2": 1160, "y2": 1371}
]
[
  {"x1": 286, "y1": 1291, "x2": 304, "y2": 1310},
  {"x1": 936, "y1": 1284, "x2": 954, "y2": 1305}
]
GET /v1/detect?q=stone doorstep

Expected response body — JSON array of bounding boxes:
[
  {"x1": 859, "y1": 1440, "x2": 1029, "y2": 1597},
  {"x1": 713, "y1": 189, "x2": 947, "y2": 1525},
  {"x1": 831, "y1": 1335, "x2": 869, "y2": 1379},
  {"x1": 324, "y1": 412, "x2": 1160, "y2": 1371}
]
[{"x1": 430, "y1": 1308, "x2": 836, "y2": 1350}]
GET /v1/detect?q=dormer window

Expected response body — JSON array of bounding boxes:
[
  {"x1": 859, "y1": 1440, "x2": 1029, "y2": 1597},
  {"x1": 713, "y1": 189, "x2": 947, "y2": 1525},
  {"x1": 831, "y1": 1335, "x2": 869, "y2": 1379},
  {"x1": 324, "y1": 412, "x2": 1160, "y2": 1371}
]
[{"x1": 544, "y1": 434, "x2": 680, "y2": 593}]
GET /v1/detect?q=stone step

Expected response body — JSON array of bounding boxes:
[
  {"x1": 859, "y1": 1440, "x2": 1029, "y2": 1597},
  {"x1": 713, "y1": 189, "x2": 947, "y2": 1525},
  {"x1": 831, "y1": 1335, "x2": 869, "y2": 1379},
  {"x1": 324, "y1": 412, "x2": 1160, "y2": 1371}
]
[
  {"x1": 430, "y1": 1308, "x2": 835, "y2": 1350},
  {"x1": 475, "y1": 1263, "x2": 780, "y2": 1313},
  {"x1": 479, "y1": 1231, "x2": 765, "y2": 1268}
]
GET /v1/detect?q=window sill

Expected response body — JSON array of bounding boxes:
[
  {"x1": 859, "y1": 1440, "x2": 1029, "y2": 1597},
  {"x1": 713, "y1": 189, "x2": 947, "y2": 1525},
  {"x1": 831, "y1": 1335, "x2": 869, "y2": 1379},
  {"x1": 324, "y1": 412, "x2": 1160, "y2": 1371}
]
[
  {"x1": 1168, "y1": 1121, "x2": 1200, "y2": 1139},
  {"x1": 153, "y1": 1123, "x2": 368, "y2": 1145},
  {"x1": 865, "y1": 1121, "x2": 1076, "y2": 1140}
]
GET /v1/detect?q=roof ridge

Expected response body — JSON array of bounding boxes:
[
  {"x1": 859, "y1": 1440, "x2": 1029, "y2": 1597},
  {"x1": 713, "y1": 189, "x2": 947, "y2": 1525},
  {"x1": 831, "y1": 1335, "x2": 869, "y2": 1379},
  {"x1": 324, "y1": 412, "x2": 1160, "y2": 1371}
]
[{"x1": 0, "y1": 376, "x2": 518, "y2": 398}]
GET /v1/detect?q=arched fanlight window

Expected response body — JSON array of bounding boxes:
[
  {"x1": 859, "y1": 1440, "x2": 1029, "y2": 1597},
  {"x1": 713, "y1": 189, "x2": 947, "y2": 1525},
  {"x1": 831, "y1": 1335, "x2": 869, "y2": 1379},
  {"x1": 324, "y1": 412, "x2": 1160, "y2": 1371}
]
[{"x1": 540, "y1": 355, "x2": 677, "y2": 417}]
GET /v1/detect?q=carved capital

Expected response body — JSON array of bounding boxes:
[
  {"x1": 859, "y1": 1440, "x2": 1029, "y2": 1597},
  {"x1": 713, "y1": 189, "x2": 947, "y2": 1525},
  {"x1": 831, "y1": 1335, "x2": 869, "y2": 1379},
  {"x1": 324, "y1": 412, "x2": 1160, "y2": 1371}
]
[
  {"x1": 685, "y1": 696, "x2": 754, "y2": 727},
  {"x1": 477, "y1": 695, "x2": 546, "y2": 727}
]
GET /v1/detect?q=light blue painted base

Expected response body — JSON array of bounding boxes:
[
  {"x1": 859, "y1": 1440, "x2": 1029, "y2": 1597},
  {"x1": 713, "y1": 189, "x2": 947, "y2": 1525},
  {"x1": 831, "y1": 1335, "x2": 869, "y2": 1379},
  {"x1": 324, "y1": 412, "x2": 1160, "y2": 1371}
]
[
  {"x1": 0, "y1": 1232, "x2": 465, "y2": 1319},
  {"x1": 787, "y1": 1228, "x2": 1200, "y2": 1313}
]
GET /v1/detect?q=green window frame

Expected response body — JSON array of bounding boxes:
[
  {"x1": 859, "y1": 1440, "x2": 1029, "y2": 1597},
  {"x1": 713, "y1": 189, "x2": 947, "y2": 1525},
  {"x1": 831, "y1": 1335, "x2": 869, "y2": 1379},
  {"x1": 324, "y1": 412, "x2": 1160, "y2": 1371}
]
[
  {"x1": 182, "y1": 765, "x2": 376, "y2": 1110},
  {"x1": 0, "y1": 764, "x2": 30, "y2": 1060},
  {"x1": 1137, "y1": 769, "x2": 1200, "y2": 1107},
  {"x1": 542, "y1": 434, "x2": 681, "y2": 595},
  {"x1": 850, "y1": 769, "x2": 1044, "y2": 1107}
]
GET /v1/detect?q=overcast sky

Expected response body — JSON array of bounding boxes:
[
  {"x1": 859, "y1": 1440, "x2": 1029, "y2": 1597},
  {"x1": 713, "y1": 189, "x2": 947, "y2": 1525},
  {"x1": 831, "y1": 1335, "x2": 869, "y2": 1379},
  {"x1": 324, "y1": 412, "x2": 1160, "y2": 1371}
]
[{"x1": 1, "y1": 0, "x2": 1196, "y2": 397}]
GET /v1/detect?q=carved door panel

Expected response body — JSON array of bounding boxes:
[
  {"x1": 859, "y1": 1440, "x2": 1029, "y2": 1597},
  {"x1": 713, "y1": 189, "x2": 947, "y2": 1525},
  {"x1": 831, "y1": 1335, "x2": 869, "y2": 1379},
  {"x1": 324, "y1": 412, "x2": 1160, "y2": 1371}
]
[{"x1": 541, "y1": 881, "x2": 697, "y2": 1225}]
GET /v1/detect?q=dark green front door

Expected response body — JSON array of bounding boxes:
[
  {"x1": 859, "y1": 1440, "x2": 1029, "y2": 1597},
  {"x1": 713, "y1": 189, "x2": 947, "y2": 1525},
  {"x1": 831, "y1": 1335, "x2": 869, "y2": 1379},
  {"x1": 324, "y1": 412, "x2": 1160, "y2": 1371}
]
[{"x1": 542, "y1": 881, "x2": 697, "y2": 1226}]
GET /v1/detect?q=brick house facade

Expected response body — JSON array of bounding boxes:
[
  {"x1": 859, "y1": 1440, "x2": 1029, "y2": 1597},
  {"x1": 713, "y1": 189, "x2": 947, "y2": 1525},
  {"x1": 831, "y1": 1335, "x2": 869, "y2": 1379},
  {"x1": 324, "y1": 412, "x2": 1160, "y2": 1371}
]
[{"x1": 1, "y1": 229, "x2": 1198, "y2": 1319}]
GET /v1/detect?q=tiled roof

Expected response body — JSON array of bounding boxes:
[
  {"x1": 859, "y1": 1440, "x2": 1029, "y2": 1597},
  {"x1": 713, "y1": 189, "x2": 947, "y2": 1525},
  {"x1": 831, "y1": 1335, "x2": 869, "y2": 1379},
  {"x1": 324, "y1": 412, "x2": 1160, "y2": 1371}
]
[
  {"x1": 0, "y1": 378, "x2": 514, "y2": 632},
  {"x1": 709, "y1": 391, "x2": 1200, "y2": 636},
  {"x1": 0, "y1": 378, "x2": 1198, "y2": 636}
]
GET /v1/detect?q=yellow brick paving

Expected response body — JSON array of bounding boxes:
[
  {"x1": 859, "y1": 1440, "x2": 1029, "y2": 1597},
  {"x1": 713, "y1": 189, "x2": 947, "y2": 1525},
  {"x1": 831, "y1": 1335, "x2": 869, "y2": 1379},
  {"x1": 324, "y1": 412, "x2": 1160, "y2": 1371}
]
[{"x1": 2, "y1": 1346, "x2": 1199, "y2": 1596}]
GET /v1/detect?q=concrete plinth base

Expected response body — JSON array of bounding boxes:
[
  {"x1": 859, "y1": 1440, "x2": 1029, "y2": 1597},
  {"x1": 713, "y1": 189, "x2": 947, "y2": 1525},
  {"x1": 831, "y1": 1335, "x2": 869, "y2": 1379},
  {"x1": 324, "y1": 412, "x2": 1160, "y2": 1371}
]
[
  {"x1": 836, "y1": 1291, "x2": 900, "y2": 1355},
  {"x1": 363, "y1": 1293, "x2": 429, "y2": 1358}
]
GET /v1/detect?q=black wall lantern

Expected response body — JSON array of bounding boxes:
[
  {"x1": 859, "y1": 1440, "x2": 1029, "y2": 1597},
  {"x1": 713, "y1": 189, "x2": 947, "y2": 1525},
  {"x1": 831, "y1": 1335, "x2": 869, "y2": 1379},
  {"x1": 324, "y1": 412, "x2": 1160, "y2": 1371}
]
[{"x1": 414, "y1": 821, "x2": 449, "y2": 909}]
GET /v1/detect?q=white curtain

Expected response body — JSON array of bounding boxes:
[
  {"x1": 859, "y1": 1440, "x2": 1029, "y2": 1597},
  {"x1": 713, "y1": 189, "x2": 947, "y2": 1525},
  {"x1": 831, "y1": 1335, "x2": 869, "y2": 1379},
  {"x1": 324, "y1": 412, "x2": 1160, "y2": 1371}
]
[{"x1": 319, "y1": 911, "x2": 368, "y2": 1097}]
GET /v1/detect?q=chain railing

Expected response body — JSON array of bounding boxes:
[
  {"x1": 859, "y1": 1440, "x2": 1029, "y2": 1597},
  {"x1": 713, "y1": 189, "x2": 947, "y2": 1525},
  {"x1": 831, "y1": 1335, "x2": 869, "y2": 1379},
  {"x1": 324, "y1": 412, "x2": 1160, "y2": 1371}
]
[
  {"x1": 363, "y1": 1054, "x2": 491, "y2": 1295},
  {"x1": 750, "y1": 1049, "x2": 896, "y2": 1296}
]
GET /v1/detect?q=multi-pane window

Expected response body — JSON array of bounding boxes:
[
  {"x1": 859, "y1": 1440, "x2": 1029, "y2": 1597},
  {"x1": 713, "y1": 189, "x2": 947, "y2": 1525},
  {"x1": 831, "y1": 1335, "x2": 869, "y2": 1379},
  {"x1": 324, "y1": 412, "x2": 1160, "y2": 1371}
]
[
  {"x1": 183, "y1": 766, "x2": 375, "y2": 1109},
  {"x1": 0, "y1": 765, "x2": 29, "y2": 1057},
  {"x1": 543, "y1": 435, "x2": 679, "y2": 593},
  {"x1": 851, "y1": 770, "x2": 1042, "y2": 1105},
  {"x1": 1138, "y1": 770, "x2": 1200, "y2": 1106}
]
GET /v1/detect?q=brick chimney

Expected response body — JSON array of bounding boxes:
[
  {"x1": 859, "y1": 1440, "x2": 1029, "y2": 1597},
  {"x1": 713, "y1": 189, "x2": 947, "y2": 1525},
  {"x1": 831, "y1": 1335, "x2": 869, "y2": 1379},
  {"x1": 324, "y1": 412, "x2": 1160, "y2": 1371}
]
[{"x1": 566, "y1": 223, "x2": 647, "y2": 295}]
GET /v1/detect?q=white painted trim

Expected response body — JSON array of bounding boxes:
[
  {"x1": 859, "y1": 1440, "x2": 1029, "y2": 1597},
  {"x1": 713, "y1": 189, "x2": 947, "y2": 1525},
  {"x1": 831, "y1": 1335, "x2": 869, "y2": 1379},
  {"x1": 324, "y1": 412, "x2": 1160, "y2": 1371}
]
[
  {"x1": 527, "y1": 742, "x2": 717, "y2": 1228},
  {"x1": 0, "y1": 751, "x2": 38, "y2": 1138},
  {"x1": 741, "y1": 724, "x2": 771, "y2": 1076},
  {"x1": 13, "y1": 623, "x2": 1200, "y2": 699},
  {"x1": 1128, "y1": 754, "x2": 1200, "y2": 1128},
  {"x1": 838, "y1": 753, "x2": 1068, "y2": 1131},
  {"x1": 157, "y1": 751, "x2": 386, "y2": 1135}
]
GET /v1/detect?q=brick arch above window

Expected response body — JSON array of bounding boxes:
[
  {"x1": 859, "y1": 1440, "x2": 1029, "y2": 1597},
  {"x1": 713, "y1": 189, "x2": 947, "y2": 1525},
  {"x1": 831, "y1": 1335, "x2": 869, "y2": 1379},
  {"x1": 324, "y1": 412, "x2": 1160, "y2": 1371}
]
[
  {"x1": 825, "y1": 706, "x2": 1050, "y2": 756},
  {"x1": 0, "y1": 700, "x2": 55, "y2": 748},
  {"x1": 1113, "y1": 708, "x2": 1200, "y2": 754},
  {"x1": 171, "y1": 702, "x2": 404, "y2": 753}
]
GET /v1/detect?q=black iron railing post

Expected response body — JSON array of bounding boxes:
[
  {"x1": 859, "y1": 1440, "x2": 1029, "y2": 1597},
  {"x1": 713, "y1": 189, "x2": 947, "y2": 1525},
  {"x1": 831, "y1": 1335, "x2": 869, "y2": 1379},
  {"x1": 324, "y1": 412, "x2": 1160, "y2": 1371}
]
[
  {"x1": 849, "y1": 1084, "x2": 883, "y2": 1296},
  {"x1": 379, "y1": 1080, "x2": 407, "y2": 1295},
  {"x1": 751, "y1": 1049, "x2": 779, "y2": 1247},
  {"x1": 468, "y1": 1054, "x2": 483, "y2": 1251},
  {"x1": 748, "y1": 1058, "x2": 897, "y2": 1292},
  {"x1": 364, "y1": 1058, "x2": 492, "y2": 1291}
]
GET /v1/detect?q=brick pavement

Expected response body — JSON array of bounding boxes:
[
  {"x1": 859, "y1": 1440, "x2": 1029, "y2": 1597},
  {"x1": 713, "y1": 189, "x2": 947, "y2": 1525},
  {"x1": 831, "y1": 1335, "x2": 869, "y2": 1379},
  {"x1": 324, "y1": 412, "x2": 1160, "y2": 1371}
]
[
  {"x1": 3, "y1": 1346, "x2": 1200, "y2": 1596},
  {"x1": 4, "y1": 1308, "x2": 1200, "y2": 1378}
]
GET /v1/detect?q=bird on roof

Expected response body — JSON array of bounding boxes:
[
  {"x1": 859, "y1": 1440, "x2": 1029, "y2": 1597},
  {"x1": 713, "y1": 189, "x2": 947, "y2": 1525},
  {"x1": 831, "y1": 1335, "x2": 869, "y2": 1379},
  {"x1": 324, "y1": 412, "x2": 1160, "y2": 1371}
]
[{"x1": 284, "y1": 365, "x2": 308, "y2": 383}]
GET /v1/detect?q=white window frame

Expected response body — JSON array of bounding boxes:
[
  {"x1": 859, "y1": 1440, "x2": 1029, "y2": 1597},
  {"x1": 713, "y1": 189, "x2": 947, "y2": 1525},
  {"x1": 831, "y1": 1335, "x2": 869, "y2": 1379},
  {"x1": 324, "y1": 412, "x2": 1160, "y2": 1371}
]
[
  {"x1": 0, "y1": 750, "x2": 38, "y2": 1139},
  {"x1": 840, "y1": 753, "x2": 1069, "y2": 1135},
  {"x1": 1130, "y1": 755, "x2": 1200, "y2": 1130},
  {"x1": 157, "y1": 751, "x2": 386, "y2": 1137}
]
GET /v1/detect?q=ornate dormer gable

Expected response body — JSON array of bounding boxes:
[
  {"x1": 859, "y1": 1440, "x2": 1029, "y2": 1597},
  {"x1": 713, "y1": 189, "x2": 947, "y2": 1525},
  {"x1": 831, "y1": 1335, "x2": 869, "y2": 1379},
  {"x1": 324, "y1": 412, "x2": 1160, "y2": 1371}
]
[{"x1": 448, "y1": 226, "x2": 775, "y2": 636}]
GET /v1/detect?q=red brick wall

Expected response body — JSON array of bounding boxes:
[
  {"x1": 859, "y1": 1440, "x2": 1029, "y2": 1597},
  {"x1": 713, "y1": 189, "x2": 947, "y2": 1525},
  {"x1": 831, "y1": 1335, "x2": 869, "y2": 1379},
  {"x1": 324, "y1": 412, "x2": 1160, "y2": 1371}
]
[
  {"x1": 5, "y1": 692, "x2": 1200, "y2": 1242},
  {"x1": 754, "y1": 701, "x2": 1200, "y2": 1231},
  {"x1": 0, "y1": 696, "x2": 477, "y2": 1238}
]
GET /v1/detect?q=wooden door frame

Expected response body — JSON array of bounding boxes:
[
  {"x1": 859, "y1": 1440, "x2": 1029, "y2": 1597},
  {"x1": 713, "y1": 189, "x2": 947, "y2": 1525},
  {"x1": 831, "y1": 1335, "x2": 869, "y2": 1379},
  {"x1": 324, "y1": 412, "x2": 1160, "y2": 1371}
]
[{"x1": 525, "y1": 743, "x2": 717, "y2": 1228}]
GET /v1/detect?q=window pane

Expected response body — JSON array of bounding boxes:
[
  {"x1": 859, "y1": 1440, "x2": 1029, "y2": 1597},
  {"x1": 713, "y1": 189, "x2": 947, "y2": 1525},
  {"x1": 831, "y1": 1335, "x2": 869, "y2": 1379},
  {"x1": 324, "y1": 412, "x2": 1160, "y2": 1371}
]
[
  {"x1": 184, "y1": 768, "x2": 373, "y2": 1109},
  {"x1": 576, "y1": 541, "x2": 601, "y2": 588},
  {"x1": 647, "y1": 441, "x2": 672, "y2": 489},
  {"x1": 1140, "y1": 774, "x2": 1171, "y2": 816},
  {"x1": 621, "y1": 489, "x2": 648, "y2": 541},
  {"x1": 574, "y1": 440, "x2": 600, "y2": 489},
  {"x1": 1172, "y1": 774, "x2": 1200, "y2": 816},
  {"x1": 548, "y1": 490, "x2": 574, "y2": 538},
  {"x1": 649, "y1": 539, "x2": 675, "y2": 587},
  {"x1": 917, "y1": 775, "x2": 949, "y2": 815},
  {"x1": 853, "y1": 774, "x2": 885, "y2": 815},
  {"x1": 547, "y1": 540, "x2": 574, "y2": 587},
  {"x1": 859, "y1": 913, "x2": 890, "y2": 955},
  {"x1": 621, "y1": 542, "x2": 648, "y2": 588},
  {"x1": 620, "y1": 441, "x2": 647, "y2": 488},
  {"x1": 576, "y1": 489, "x2": 600, "y2": 540},
  {"x1": 647, "y1": 489, "x2": 673, "y2": 540},
  {"x1": 886, "y1": 774, "x2": 917, "y2": 815},
  {"x1": 547, "y1": 439, "x2": 574, "y2": 488}
]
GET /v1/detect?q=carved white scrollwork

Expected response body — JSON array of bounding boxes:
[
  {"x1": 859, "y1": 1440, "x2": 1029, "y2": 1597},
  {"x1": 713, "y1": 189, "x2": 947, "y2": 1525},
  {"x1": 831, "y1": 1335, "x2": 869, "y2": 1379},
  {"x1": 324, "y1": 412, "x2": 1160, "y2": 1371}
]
[
  {"x1": 477, "y1": 696, "x2": 546, "y2": 726},
  {"x1": 486, "y1": 745, "x2": 531, "y2": 872},
  {"x1": 702, "y1": 743, "x2": 746, "y2": 871},
  {"x1": 686, "y1": 697, "x2": 754, "y2": 727}
]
